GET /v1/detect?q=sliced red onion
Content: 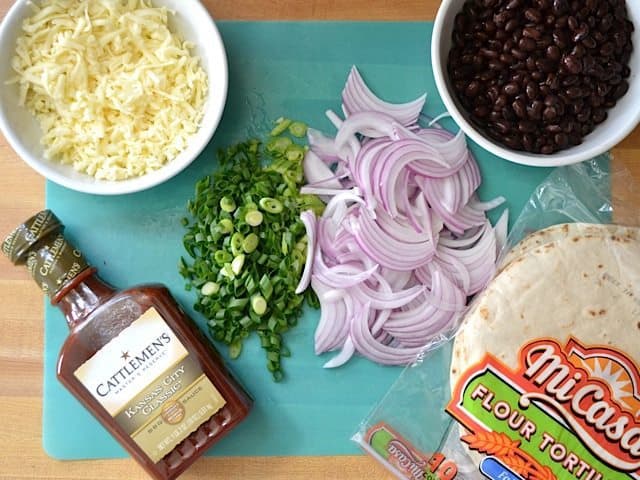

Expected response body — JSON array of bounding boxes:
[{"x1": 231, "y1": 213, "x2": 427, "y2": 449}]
[
  {"x1": 350, "y1": 304, "x2": 425, "y2": 365},
  {"x1": 341, "y1": 66, "x2": 426, "y2": 127},
  {"x1": 323, "y1": 336, "x2": 356, "y2": 368},
  {"x1": 303, "y1": 150, "x2": 343, "y2": 191},
  {"x1": 312, "y1": 277, "x2": 350, "y2": 354},
  {"x1": 335, "y1": 111, "x2": 397, "y2": 151},
  {"x1": 295, "y1": 210, "x2": 317, "y2": 294},
  {"x1": 437, "y1": 221, "x2": 497, "y2": 295},
  {"x1": 313, "y1": 249, "x2": 378, "y2": 289},
  {"x1": 351, "y1": 276, "x2": 425, "y2": 310},
  {"x1": 326, "y1": 110, "x2": 360, "y2": 160},
  {"x1": 494, "y1": 209, "x2": 509, "y2": 257},
  {"x1": 301, "y1": 66, "x2": 507, "y2": 368},
  {"x1": 307, "y1": 128, "x2": 340, "y2": 164},
  {"x1": 471, "y1": 195, "x2": 507, "y2": 211},
  {"x1": 350, "y1": 208, "x2": 435, "y2": 271}
]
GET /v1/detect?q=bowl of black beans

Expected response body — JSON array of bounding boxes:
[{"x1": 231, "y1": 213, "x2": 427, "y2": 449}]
[{"x1": 432, "y1": 0, "x2": 639, "y2": 166}]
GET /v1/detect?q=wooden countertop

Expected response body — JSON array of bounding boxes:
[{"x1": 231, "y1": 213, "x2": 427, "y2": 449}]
[{"x1": 1, "y1": 1, "x2": 639, "y2": 479}]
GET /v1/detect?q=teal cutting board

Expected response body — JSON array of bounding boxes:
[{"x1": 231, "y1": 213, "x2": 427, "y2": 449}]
[{"x1": 42, "y1": 21, "x2": 553, "y2": 459}]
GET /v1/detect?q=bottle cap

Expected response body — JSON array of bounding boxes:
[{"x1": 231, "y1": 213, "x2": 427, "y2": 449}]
[{"x1": 2, "y1": 210, "x2": 89, "y2": 297}]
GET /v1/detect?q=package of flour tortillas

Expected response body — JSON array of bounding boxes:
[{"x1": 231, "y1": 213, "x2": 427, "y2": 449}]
[{"x1": 353, "y1": 155, "x2": 640, "y2": 480}]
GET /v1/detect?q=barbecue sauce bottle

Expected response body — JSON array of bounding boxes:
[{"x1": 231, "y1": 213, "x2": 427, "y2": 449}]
[{"x1": 3, "y1": 210, "x2": 252, "y2": 479}]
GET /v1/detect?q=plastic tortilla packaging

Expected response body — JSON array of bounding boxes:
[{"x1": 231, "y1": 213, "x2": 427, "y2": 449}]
[{"x1": 352, "y1": 155, "x2": 640, "y2": 480}]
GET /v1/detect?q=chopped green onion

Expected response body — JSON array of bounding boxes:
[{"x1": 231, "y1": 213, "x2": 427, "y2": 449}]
[
  {"x1": 231, "y1": 254, "x2": 245, "y2": 275},
  {"x1": 251, "y1": 295, "x2": 267, "y2": 316},
  {"x1": 245, "y1": 210, "x2": 263, "y2": 227},
  {"x1": 214, "y1": 250, "x2": 232, "y2": 264},
  {"x1": 266, "y1": 136, "x2": 292, "y2": 154},
  {"x1": 230, "y1": 232, "x2": 245, "y2": 256},
  {"x1": 270, "y1": 117, "x2": 292, "y2": 136},
  {"x1": 229, "y1": 341, "x2": 242, "y2": 359},
  {"x1": 200, "y1": 281, "x2": 220, "y2": 296},
  {"x1": 242, "y1": 233, "x2": 259, "y2": 253},
  {"x1": 259, "y1": 197, "x2": 283, "y2": 214},
  {"x1": 288, "y1": 121, "x2": 307, "y2": 138},
  {"x1": 180, "y1": 128, "x2": 323, "y2": 381},
  {"x1": 285, "y1": 144, "x2": 306, "y2": 162},
  {"x1": 218, "y1": 218, "x2": 234, "y2": 233},
  {"x1": 220, "y1": 196, "x2": 236, "y2": 213}
]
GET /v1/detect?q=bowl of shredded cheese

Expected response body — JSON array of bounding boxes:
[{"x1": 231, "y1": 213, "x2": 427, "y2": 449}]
[{"x1": 0, "y1": 0, "x2": 226, "y2": 195}]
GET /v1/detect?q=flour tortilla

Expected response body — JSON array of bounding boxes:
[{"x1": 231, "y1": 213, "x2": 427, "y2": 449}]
[
  {"x1": 451, "y1": 225, "x2": 640, "y2": 392},
  {"x1": 449, "y1": 226, "x2": 640, "y2": 470},
  {"x1": 498, "y1": 222, "x2": 640, "y2": 273}
]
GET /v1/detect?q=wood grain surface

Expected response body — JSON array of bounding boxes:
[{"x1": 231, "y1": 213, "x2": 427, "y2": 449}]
[{"x1": 0, "y1": 1, "x2": 639, "y2": 479}]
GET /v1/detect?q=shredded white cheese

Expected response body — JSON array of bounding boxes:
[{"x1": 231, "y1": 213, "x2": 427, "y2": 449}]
[{"x1": 8, "y1": 0, "x2": 208, "y2": 181}]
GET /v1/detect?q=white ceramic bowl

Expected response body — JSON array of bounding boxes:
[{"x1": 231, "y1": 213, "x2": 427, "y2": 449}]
[
  {"x1": 432, "y1": 0, "x2": 640, "y2": 167},
  {"x1": 0, "y1": 0, "x2": 227, "y2": 195}
]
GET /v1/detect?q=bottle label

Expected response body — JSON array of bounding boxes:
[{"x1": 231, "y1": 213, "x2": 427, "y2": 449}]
[{"x1": 74, "y1": 307, "x2": 226, "y2": 463}]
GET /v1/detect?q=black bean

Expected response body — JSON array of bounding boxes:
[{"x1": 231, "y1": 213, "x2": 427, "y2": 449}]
[
  {"x1": 518, "y1": 120, "x2": 536, "y2": 133},
  {"x1": 525, "y1": 8, "x2": 543, "y2": 23},
  {"x1": 554, "y1": 133, "x2": 569, "y2": 148},
  {"x1": 531, "y1": 71, "x2": 545, "y2": 81},
  {"x1": 466, "y1": 81, "x2": 481, "y2": 97},
  {"x1": 522, "y1": 133, "x2": 535, "y2": 151},
  {"x1": 493, "y1": 11, "x2": 512, "y2": 26},
  {"x1": 480, "y1": 48, "x2": 499, "y2": 59},
  {"x1": 500, "y1": 53, "x2": 515, "y2": 64},
  {"x1": 503, "y1": 135, "x2": 522, "y2": 149},
  {"x1": 523, "y1": 26, "x2": 542, "y2": 40},
  {"x1": 519, "y1": 37, "x2": 537, "y2": 52},
  {"x1": 566, "y1": 86, "x2": 582, "y2": 98},
  {"x1": 502, "y1": 106, "x2": 517, "y2": 121},
  {"x1": 546, "y1": 73, "x2": 560, "y2": 90},
  {"x1": 553, "y1": 0, "x2": 570, "y2": 15},
  {"x1": 553, "y1": 30, "x2": 569, "y2": 49},
  {"x1": 511, "y1": 48, "x2": 528, "y2": 60},
  {"x1": 447, "y1": 0, "x2": 633, "y2": 155},
  {"x1": 506, "y1": 0, "x2": 523, "y2": 9},
  {"x1": 505, "y1": 18, "x2": 520, "y2": 33},
  {"x1": 537, "y1": 58, "x2": 557, "y2": 73},
  {"x1": 582, "y1": 35, "x2": 597, "y2": 49},
  {"x1": 541, "y1": 144, "x2": 555, "y2": 154},
  {"x1": 473, "y1": 105, "x2": 490, "y2": 119},
  {"x1": 611, "y1": 81, "x2": 630, "y2": 100},
  {"x1": 512, "y1": 100, "x2": 527, "y2": 119},
  {"x1": 526, "y1": 82, "x2": 540, "y2": 100},
  {"x1": 562, "y1": 75, "x2": 580, "y2": 86},
  {"x1": 489, "y1": 111, "x2": 503, "y2": 122},
  {"x1": 528, "y1": 100, "x2": 544, "y2": 120},
  {"x1": 543, "y1": 106, "x2": 558, "y2": 120},
  {"x1": 592, "y1": 109, "x2": 608, "y2": 124},
  {"x1": 504, "y1": 82, "x2": 521, "y2": 96},
  {"x1": 488, "y1": 59, "x2": 505, "y2": 71},
  {"x1": 556, "y1": 15, "x2": 569, "y2": 29},
  {"x1": 494, "y1": 120, "x2": 512, "y2": 134},
  {"x1": 568, "y1": 16, "x2": 579, "y2": 31},
  {"x1": 546, "y1": 45, "x2": 561, "y2": 61},
  {"x1": 610, "y1": 74, "x2": 623, "y2": 85},
  {"x1": 563, "y1": 55, "x2": 583, "y2": 74},
  {"x1": 495, "y1": 94, "x2": 509, "y2": 109},
  {"x1": 576, "y1": 109, "x2": 591, "y2": 123}
]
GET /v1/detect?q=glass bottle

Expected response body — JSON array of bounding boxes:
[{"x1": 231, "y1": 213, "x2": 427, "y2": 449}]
[{"x1": 3, "y1": 210, "x2": 252, "y2": 479}]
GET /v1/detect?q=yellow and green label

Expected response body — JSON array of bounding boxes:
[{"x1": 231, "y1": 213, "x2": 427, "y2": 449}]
[
  {"x1": 75, "y1": 308, "x2": 226, "y2": 463},
  {"x1": 447, "y1": 338, "x2": 640, "y2": 480}
]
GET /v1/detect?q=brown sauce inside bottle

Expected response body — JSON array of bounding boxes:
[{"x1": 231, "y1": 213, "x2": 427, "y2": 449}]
[{"x1": 4, "y1": 211, "x2": 252, "y2": 480}]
